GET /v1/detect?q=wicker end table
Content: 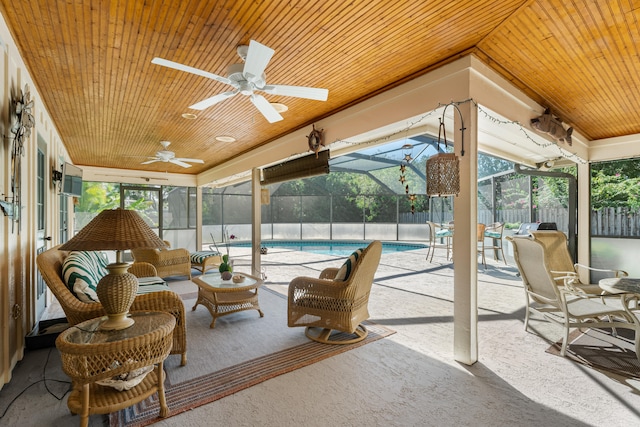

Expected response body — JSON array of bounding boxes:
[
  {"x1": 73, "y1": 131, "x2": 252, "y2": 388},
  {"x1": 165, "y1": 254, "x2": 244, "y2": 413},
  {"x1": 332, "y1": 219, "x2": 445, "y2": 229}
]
[
  {"x1": 192, "y1": 272, "x2": 264, "y2": 328},
  {"x1": 55, "y1": 312, "x2": 175, "y2": 427}
]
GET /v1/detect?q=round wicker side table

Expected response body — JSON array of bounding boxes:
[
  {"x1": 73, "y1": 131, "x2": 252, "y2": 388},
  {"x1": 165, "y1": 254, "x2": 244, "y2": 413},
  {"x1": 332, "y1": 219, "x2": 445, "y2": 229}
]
[{"x1": 56, "y1": 311, "x2": 175, "y2": 427}]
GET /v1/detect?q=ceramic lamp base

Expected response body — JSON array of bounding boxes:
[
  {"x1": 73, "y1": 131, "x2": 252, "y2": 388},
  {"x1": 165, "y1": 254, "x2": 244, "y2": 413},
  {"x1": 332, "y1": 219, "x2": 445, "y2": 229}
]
[
  {"x1": 96, "y1": 262, "x2": 139, "y2": 330},
  {"x1": 99, "y1": 313, "x2": 135, "y2": 330}
]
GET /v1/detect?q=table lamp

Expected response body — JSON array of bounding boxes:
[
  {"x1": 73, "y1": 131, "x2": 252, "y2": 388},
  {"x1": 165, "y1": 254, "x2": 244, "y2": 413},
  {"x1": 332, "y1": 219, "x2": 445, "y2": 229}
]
[{"x1": 59, "y1": 208, "x2": 166, "y2": 330}]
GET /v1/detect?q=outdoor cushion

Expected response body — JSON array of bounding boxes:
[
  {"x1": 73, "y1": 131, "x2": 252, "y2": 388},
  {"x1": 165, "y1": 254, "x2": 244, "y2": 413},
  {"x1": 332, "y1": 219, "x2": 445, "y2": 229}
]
[
  {"x1": 62, "y1": 251, "x2": 109, "y2": 303},
  {"x1": 485, "y1": 231, "x2": 502, "y2": 239},
  {"x1": 335, "y1": 248, "x2": 364, "y2": 281},
  {"x1": 190, "y1": 251, "x2": 221, "y2": 264},
  {"x1": 136, "y1": 276, "x2": 170, "y2": 294},
  {"x1": 435, "y1": 229, "x2": 452, "y2": 238}
]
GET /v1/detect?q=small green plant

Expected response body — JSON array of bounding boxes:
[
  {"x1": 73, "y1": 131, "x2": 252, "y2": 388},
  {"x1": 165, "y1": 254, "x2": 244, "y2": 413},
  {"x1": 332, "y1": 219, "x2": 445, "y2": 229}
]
[{"x1": 218, "y1": 254, "x2": 233, "y2": 273}]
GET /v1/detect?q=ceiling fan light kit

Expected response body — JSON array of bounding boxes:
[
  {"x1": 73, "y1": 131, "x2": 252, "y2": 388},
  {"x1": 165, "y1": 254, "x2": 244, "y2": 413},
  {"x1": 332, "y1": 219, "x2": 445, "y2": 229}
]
[
  {"x1": 141, "y1": 141, "x2": 205, "y2": 168},
  {"x1": 152, "y1": 39, "x2": 328, "y2": 123}
]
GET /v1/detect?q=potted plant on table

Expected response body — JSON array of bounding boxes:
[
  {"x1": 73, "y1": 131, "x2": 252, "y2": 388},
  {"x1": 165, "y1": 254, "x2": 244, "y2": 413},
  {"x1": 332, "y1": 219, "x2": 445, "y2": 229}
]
[
  {"x1": 214, "y1": 229, "x2": 235, "y2": 280},
  {"x1": 219, "y1": 254, "x2": 233, "y2": 280}
]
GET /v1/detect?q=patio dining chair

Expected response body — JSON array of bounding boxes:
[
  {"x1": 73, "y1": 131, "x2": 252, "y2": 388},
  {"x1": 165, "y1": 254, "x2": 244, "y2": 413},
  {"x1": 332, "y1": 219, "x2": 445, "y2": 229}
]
[
  {"x1": 426, "y1": 221, "x2": 453, "y2": 262},
  {"x1": 477, "y1": 223, "x2": 486, "y2": 268},
  {"x1": 484, "y1": 222, "x2": 507, "y2": 265},
  {"x1": 507, "y1": 234, "x2": 640, "y2": 359}
]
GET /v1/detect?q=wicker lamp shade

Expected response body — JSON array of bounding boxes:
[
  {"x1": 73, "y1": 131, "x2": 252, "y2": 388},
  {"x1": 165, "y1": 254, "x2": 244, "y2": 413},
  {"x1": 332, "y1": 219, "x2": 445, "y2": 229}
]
[
  {"x1": 60, "y1": 208, "x2": 166, "y2": 330},
  {"x1": 60, "y1": 208, "x2": 166, "y2": 251},
  {"x1": 426, "y1": 152, "x2": 460, "y2": 197}
]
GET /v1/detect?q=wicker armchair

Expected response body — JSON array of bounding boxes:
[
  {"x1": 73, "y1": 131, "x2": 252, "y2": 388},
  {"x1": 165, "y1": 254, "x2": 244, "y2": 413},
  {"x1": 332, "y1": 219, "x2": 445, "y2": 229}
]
[
  {"x1": 288, "y1": 240, "x2": 382, "y2": 344},
  {"x1": 130, "y1": 241, "x2": 192, "y2": 279},
  {"x1": 37, "y1": 245, "x2": 187, "y2": 365}
]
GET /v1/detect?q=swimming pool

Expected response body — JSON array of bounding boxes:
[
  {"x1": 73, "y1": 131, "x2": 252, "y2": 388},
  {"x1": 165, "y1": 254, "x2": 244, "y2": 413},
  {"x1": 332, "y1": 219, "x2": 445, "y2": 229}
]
[{"x1": 236, "y1": 240, "x2": 427, "y2": 256}]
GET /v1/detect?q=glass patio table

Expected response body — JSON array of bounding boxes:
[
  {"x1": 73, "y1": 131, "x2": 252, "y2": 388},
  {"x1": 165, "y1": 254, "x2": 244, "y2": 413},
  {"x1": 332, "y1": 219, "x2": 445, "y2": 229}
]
[{"x1": 192, "y1": 272, "x2": 264, "y2": 328}]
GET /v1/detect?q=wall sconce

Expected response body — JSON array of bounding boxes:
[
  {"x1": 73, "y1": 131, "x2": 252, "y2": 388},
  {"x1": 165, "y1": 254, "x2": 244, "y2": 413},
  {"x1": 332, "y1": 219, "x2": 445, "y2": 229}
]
[
  {"x1": 52, "y1": 166, "x2": 63, "y2": 190},
  {"x1": 426, "y1": 103, "x2": 465, "y2": 197}
]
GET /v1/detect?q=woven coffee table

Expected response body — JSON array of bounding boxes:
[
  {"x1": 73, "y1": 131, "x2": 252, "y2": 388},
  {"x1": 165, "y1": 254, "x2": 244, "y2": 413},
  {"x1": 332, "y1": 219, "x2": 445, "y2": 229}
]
[
  {"x1": 56, "y1": 312, "x2": 175, "y2": 427},
  {"x1": 192, "y1": 272, "x2": 264, "y2": 328}
]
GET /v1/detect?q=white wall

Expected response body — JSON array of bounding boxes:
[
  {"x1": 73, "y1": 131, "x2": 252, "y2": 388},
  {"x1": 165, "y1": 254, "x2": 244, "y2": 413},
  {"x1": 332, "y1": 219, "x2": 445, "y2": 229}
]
[{"x1": 0, "y1": 11, "x2": 70, "y2": 389}]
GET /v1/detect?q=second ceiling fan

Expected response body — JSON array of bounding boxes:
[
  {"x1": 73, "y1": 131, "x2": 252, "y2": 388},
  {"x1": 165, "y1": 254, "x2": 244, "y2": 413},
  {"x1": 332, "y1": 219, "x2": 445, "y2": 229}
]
[
  {"x1": 152, "y1": 40, "x2": 329, "y2": 123},
  {"x1": 141, "y1": 141, "x2": 204, "y2": 168}
]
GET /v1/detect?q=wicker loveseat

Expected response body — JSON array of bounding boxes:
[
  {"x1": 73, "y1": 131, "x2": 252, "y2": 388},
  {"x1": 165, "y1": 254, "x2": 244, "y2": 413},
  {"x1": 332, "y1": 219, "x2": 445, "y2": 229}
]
[
  {"x1": 37, "y1": 245, "x2": 187, "y2": 365},
  {"x1": 288, "y1": 240, "x2": 382, "y2": 344},
  {"x1": 130, "y1": 241, "x2": 192, "y2": 279}
]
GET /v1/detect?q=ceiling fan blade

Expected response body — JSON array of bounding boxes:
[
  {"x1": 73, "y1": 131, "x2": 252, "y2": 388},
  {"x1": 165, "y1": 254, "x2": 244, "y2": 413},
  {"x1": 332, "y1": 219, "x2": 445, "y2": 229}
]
[
  {"x1": 175, "y1": 158, "x2": 205, "y2": 164},
  {"x1": 152, "y1": 57, "x2": 236, "y2": 87},
  {"x1": 169, "y1": 159, "x2": 193, "y2": 168},
  {"x1": 189, "y1": 90, "x2": 238, "y2": 110},
  {"x1": 141, "y1": 158, "x2": 160, "y2": 165},
  {"x1": 250, "y1": 94, "x2": 283, "y2": 123},
  {"x1": 243, "y1": 40, "x2": 274, "y2": 83},
  {"x1": 262, "y1": 84, "x2": 328, "y2": 101}
]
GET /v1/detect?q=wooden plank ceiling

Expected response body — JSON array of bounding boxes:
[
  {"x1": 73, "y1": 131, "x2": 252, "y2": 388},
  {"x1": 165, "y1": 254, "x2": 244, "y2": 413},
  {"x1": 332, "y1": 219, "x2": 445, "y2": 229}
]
[{"x1": 0, "y1": 0, "x2": 638, "y2": 175}]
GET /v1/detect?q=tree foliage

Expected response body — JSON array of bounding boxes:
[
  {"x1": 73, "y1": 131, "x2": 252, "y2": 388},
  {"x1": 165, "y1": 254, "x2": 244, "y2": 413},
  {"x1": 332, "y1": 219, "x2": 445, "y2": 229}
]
[
  {"x1": 591, "y1": 159, "x2": 640, "y2": 210},
  {"x1": 75, "y1": 182, "x2": 120, "y2": 212}
]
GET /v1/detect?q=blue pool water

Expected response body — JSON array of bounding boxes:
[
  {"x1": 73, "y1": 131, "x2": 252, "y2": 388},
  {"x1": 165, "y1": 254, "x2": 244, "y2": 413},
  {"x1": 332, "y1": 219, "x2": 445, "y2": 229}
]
[{"x1": 236, "y1": 240, "x2": 427, "y2": 256}]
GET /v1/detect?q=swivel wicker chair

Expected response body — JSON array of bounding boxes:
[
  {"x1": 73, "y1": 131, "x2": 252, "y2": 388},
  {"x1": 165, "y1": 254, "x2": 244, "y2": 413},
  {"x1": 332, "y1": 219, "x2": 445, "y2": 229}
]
[{"x1": 288, "y1": 240, "x2": 382, "y2": 344}]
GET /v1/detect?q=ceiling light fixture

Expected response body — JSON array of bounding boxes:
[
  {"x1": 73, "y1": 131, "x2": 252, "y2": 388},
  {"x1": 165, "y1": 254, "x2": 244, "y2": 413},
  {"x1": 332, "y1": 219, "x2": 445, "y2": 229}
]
[
  {"x1": 215, "y1": 135, "x2": 236, "y2": 143},
  {"x1": 270, "y1": 102, "x2": 288, "y2": 113},
  {"x1": 182, "y1": 113, "x2": 198, "y2": 119}
]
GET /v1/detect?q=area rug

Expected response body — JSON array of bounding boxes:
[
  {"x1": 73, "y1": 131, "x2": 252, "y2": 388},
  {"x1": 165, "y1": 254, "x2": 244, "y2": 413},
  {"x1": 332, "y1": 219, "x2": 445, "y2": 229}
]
[
  {"x1": 109, "y1": 286, "x2": 394, "y2": 426},
  {"x1": 546, "y1": 327, "x2": 640, "y2": 380}
]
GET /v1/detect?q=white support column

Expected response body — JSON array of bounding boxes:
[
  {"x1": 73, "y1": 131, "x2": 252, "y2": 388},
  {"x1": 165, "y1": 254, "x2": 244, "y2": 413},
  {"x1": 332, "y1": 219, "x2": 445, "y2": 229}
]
[
  {"x1": 196, "y1": 186, "x2": 203, "y2": 251},
  {"x1": 576, "y1": 162, "x2": 590, "y2": 277},
  {"x1": 251, "y1": 168, "x2": 262, "y2": 277},
  {"x1": 452, "y1": 101, "x2": 479, "y2": 365}
]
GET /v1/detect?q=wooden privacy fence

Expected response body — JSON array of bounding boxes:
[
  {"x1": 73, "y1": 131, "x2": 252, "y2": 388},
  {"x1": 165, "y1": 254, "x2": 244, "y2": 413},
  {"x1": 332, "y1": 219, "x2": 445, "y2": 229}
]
[
  {"x1": 591, "y1": 207, "x2": 640, "y2": 237},
  {"x1": 406, "y1": 207, "x2": 640, "y2": 237}
]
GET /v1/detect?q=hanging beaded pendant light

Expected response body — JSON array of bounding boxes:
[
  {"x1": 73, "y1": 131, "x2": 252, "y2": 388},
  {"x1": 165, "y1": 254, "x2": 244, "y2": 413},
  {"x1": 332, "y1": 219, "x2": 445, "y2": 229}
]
[{"x1": 426, "y1": 105, "x2": 463, "y2": 197}]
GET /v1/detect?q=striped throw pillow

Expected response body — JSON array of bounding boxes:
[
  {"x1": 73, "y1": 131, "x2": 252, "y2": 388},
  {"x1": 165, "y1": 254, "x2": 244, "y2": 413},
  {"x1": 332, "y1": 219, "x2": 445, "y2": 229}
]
[
  {"x1": 334, "y1": 248, "x2": 364, "y2": 281},
  {"x1": 62, "y1": 251, "x2": 109, "y2": 303}
]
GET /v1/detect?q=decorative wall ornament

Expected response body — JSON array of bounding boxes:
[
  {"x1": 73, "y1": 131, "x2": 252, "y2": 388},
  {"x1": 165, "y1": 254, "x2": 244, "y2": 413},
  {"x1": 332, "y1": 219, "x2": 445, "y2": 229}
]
[
  {"x1": 307, "y1": 124, "x2": 325, "y2": 157},
  {"x1": 11, "y1": 84, "x2": 35, "y2": 144},
  {"x1": 398, "y1": 144, "x2": 417, "y2": 213},
  {"x1": 531, "y1": 108, "x2": 572, "y2": 146},
  {"x1": 0, "y1": 200, "x2": 14, "y2": 218},
  {"x1": 8, "y1": 84, "x2": 36, "y2": 232}
]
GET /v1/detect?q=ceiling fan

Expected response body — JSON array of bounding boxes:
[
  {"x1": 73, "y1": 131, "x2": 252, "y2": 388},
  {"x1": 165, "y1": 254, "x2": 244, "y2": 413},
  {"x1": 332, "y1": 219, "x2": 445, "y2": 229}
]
[
  {"x1": 152, "y1": 40, "x2": 329, "y2": 123},
  {"x1": 141, "y1": 141, "x2": 205, "y2": 168}
]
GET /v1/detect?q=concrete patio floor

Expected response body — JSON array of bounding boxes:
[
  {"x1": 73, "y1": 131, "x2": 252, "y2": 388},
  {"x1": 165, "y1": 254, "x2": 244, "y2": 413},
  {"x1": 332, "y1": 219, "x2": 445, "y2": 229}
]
[{"x1": 2, "y1": 243, "x2": 640, "y2": 426}]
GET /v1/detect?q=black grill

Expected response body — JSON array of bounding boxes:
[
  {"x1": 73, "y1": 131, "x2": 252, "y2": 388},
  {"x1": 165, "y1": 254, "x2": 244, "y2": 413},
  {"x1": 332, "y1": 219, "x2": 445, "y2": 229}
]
[{"x1": 514, "y1": 222, "x2": 557, "y2": 235}]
